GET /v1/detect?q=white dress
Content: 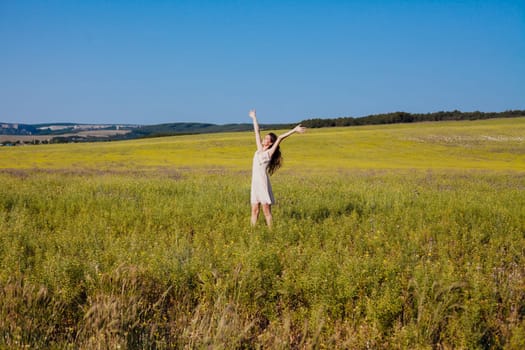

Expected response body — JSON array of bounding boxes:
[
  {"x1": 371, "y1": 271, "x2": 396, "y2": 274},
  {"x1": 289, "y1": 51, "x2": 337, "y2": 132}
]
[{"x1": 250, "y1": 150, "x2": 275, "y2": 205}]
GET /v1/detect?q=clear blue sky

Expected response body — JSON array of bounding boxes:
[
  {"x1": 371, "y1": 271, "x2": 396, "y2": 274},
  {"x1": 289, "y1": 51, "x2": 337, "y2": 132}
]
[{"x1": 1, "y1": 0, "x2": 524, "y2": 125}]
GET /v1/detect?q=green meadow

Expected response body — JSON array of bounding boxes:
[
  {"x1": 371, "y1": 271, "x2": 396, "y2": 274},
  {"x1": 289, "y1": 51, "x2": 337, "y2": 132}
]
[{"x1": 0, "y1": 118, "x2": 524, "y2": 349}]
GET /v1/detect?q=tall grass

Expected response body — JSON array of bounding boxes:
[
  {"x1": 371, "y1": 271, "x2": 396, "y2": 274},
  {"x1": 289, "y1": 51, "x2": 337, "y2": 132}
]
[
  {"x1": 0, "y1": 118, "x2": 524, "y2": 348},
  {"x1": 0, "y1": 169, "x2": 523, "y2": 348}
]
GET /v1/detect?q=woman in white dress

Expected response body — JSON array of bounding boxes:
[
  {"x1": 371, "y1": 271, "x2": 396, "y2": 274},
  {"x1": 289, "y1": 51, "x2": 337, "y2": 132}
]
[{"x1": 249, "y1": 109, "x2": 306, "y2": 227}]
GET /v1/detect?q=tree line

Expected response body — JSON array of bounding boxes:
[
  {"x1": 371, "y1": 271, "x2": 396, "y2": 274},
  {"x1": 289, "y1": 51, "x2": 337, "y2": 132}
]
[{"x1": 299, "y1": 110, "x2": 525, "y2": 128}]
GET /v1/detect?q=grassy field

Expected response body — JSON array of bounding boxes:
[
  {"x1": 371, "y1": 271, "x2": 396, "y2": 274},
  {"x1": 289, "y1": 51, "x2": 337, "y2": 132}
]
[
  {"x1": 0, "y1": 118, "x2": 524, "y2": 349},
  {"x1": 2, "y1": 117, "x2": 523, "y2": 172}
]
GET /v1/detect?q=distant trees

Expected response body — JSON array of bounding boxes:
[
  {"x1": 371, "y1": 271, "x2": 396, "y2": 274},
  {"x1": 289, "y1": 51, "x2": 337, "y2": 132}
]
[{"x1": 299, "y1": 110, "x2": 525, "y2": 128}]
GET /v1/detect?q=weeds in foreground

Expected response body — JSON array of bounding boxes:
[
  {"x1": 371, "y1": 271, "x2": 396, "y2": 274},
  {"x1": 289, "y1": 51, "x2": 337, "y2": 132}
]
[{"x1": 0, "y1": 170, "x2": 524, "y2": 349}]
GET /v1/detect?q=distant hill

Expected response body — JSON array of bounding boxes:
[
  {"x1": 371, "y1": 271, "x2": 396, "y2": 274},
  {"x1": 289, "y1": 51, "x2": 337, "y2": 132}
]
[
  {"x1": 126, "y1": 122, "x2": 292, "y2": 139},
  {"x1": 1, "y1": 109, "x2": 523, "y2": 145},
  {"x1": 0, "y1": 121, "x2": 292, "y2": 145}
]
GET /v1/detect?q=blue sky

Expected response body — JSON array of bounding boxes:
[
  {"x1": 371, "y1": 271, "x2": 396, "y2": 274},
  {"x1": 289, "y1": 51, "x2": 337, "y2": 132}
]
[{"x1": 1, "y1": 0, "x2": 524, "y2": 125}]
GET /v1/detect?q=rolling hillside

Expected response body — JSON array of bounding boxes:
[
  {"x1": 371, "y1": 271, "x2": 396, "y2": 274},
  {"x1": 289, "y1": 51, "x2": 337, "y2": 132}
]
[{"x1": 1, "y1": 109, "x2": 523, "y2": 145}]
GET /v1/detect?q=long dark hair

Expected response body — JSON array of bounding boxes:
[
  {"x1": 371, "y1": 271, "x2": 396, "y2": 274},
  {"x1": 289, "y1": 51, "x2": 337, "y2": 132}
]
[{"x1": 267, "y1": 132, "x2": 282, "y2": 175}]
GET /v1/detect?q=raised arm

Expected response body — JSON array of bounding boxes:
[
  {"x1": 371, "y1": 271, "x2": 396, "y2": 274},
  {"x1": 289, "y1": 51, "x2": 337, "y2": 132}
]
[
  {"x1": 249, "y1": 109, "x2": 263, "y2": 151},
  {"x1": 267, "y1": 124, "x2": 306, "y2": 158}
]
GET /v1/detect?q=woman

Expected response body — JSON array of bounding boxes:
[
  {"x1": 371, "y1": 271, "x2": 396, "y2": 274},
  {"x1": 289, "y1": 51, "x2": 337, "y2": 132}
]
[{"x1": 249, "y1": 109, "x2": 306, "y2": 227}]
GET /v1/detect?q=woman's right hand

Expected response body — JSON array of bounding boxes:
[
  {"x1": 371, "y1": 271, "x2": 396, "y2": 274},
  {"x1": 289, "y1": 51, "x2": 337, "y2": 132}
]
[{"x1": 249, "y1": 109, "x2": 257, "y2": 120}]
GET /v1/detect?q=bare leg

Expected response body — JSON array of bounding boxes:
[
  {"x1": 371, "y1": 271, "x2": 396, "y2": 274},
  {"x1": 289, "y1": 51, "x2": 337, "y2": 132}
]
[
  {"x1": 262, "y1": 204, "x2": 272, "y2": 227},
  {"x1": 251, "y1": 204, "x2": 260, "y2": 226}
]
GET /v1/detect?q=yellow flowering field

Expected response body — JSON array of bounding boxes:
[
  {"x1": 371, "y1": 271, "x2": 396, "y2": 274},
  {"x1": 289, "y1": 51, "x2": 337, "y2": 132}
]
[
  {"x1": 1, "y1": 117, "x2": 523, "y2": 172},
  {"x1": 0, "y1": 117, "x2": 524, "y2": 348}
]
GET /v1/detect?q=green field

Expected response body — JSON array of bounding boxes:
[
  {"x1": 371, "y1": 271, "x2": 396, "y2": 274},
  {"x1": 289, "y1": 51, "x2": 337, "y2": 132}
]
[{"x1": 1, "y1": 118, "x2": 524, "y2": 349}]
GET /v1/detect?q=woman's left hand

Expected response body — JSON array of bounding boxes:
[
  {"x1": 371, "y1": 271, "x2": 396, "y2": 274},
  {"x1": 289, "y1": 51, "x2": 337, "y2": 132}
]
[{"x1": 294, "y1": 124, "x2": 306, "y2": 134}]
